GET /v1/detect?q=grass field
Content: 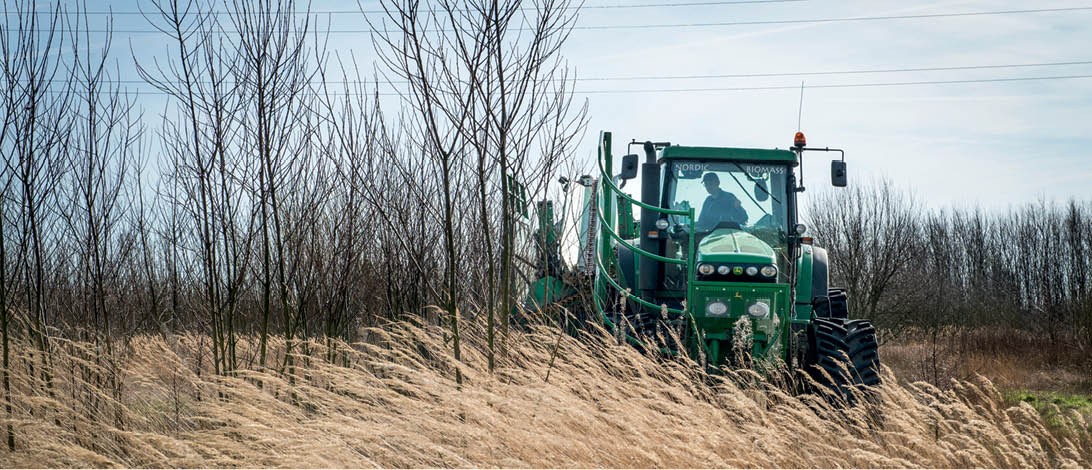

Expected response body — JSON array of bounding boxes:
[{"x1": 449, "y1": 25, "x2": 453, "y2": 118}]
[
  {"x1": 882, "y1": 327, "x2": 1091, "y2": 393},
  {"x1": 0, "y1": 320, "x2": 1089, "y2": 468}
]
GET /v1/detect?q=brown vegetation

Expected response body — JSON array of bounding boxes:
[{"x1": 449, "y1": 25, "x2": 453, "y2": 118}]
[
  {"x1": 2, "y1": 318, "x2": 1090, "y2": 468},
  {"x1": 884, "y1": 327, "x2": 1092, "y2": 396}
]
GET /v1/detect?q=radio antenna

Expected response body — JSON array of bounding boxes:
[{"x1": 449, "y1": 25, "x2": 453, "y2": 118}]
[{"x1": 796, "y1": 81, "x2": 805, "y2": 132}]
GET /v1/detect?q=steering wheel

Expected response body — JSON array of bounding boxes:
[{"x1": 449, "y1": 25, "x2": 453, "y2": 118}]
[{"x1": 669, "y1": 221, "x2": 690, "y2": 241}]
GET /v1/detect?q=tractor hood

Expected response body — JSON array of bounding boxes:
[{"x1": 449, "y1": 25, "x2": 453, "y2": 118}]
[{"x1": 697, "y1": 228, "x2": 777, "y2": 264}]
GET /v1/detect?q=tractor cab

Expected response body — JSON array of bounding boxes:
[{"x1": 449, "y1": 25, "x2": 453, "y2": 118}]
[{"x1": 658, "y1": 148, "x2": 795, "y2": 289}]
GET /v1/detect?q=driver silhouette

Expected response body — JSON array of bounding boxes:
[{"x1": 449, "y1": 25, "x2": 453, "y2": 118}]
[{"x1": 697, "y1": 172, "x2": 748, "y2": 230}]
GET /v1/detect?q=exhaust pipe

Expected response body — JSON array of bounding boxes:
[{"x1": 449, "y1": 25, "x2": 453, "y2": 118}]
[{"x1": 638, "y1": 142, "x2": 662, "y2": 297}]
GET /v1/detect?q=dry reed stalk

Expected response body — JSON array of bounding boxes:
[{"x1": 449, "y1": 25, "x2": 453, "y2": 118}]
[{"x1": 0, "y1": 317, "x2": 1088, "y2": 468}]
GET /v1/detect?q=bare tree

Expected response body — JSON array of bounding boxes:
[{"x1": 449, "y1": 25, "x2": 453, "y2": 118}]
[
  {"x1": 53, "y1": 2, "x2": 143, "y2": 427},
  {"x1": 1063, "y1": 201, "x2": 1091, "y2": 349},
  {"x1": 372, "y1": 0, "x2": 586, "y2": 374},
  {"x1": 312, "y1": 60, "x2": 391, "y2": 353},
  {"x1": 2, "y1": 0, "x2": 72, "y2": 395},
  {"x1": 227, "y1": 0, "x2": 318, "y2": 374},
  {"x1": 138, "y1": 0, "x2": 247, "y2": 375},
  {"x1": 372, "y1": 0, "x2": 483, "y2": 383},
  {"x1": 475, "y1": 0, "x2": 586, "y2": 359},
  {"x1": 0, "y1": 0, "x2": 24, "y2": 449},
  {"x1": 807, "y1": 178, "x2": 921, "y2": 330},
  {"x1": 60, "y1": 4, "x2": 141, "y2": 352}
]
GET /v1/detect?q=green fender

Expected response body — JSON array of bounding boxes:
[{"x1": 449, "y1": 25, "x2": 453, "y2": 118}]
[{"x1": 793, "y1": 244, "x2": 830, "y2": 321}]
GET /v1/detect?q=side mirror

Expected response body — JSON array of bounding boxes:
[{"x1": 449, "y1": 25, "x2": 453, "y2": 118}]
[
  {"x1": 619, "y1": 154, "x2": 639, "y2": 180},
  {"x1": 831, "y1": 160, "x2": 847, "y2": 187}
]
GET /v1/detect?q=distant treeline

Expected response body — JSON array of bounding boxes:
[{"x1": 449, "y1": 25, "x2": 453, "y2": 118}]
[{"x1": 808, "y1": 180, "x2": 1092, "y2": 347}]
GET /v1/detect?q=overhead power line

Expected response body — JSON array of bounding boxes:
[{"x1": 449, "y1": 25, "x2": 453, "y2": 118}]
[
  {"x1": 580, "y1": 60, "x2": 1092, "y2": 81},
  {"x1": 30, "y1": 73, "x2": 1092, "y2": 95},
  {"x1": 570, "y1": 6, "x2": 1092, "y2": 29},
  {"x1": 32, "y1": 6, "x2": 1092, "y2": 33},
  {"x1": 32, "y1": 59, "x2": 1092, "y2": 85},
  {"x1": 14, "y1": 0, "x2": 806, "y2": 15},
  {"x1": 575, "y1": 74, "x2": 1092, "y2": 93}
]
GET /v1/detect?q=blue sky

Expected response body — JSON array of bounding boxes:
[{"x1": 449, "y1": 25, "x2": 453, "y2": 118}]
[
  {"x1": 72, "y1": 0, "x2": 1092, "y2": 209},
  {"x1": 564, "y1": 0, "x2": 1092, "y2": 210}
]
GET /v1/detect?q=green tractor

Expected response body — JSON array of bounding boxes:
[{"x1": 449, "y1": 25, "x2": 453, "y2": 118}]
[{"x1": 524, "y1": 130, "x2": 880, "y2": 396}]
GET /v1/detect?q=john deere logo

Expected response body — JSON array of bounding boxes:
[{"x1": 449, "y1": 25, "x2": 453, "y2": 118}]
[
  {"x1": 732, "y1": 266, "x2": 743, "y2": 275},
  {"x1": 734, "y1": 292, "x2": 743, "y2": 300}
]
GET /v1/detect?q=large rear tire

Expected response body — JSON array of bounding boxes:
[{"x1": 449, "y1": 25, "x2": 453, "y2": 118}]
[
  {"x1": 804, "y1": 317, "x2": 881, "y2": 403},
  {"x1": 826, "y1": 289, "x2": 849, "y2": 319},
  {"x1": 806, "y1": 317, "x2": 850, "y2": 393},
  {"x1": 812, "y1": 288, "x2": 849, "y2": 319},
  {"x1": 845, "y1": 319, "x2": 881, "y2": 387}
]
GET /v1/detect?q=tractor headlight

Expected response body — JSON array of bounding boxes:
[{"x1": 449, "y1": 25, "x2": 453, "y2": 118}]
[
  {"x1": 706, "y1": 301, "x2": 729, "y2": 316},
  {"x1": 760, "y1": 265, "x2": 778, "y2": 277},
  {"x1": 716, "y1": 265, "x2": 730, "y2": 275},
  {"x1": 747, "y1": 301, "x2": 770, "y2": 318},
  {"x1": 745, "y1": 266, "x2": 759, "y2": 276},
  {"x1": 655, "y1": 218, "x2": 669, "y2": 230},
  {"x1": 698, "y1": 263, "x2": 715, "y2": 275}
]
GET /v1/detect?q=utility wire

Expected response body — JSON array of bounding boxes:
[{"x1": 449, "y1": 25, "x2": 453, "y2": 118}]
[
  {"x1": 31, "y1": 59, "x2": 1092, "y2": 85},
  {"x1": 31, "y1": 74, "x2": 1092, "y2": 95},
  {"x1": 13, "y1": 0, "x2": 806, "y2": 15},
  {"x1": 571, "y1": 6, "x2": 1092, "y2": 29},
  {"x1": 578, "y1": 60, "x2": 1092, "y2": 81},
  {"x1": 30, "y1": 6, "x2": 1092, "y2": 33},
  {"x1": 576, "y1": 74, "x2": 1092, "y2": 93}
]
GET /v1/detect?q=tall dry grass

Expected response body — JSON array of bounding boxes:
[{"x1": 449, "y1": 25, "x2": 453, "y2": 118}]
[{"x1": 1, "y1": 317, "x2": 1089, "y2": 468}]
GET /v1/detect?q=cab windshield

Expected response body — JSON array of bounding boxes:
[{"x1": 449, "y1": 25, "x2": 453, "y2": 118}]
[{"x1": 664, "y1": 159, "x2": 789, "y2": 240}]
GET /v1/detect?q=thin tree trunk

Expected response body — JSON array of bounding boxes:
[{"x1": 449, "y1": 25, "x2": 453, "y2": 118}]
[
  {"x1": 477, "y1": 154, "x2": 497, "y2": 371},
  {"x1": 442, "y1": 155, "x2": 462, "y2": 385},
  {"x1": 0, "y1": 202, "x2": 13, "y2": 450}
]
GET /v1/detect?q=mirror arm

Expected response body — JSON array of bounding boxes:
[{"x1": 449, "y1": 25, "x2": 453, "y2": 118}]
[{"x1": 796, "y1": 146, "x2": 847, "y2": 188}]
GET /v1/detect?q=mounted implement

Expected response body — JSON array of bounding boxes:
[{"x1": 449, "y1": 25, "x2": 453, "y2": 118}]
[{"x1": 523, "y1": 131, "x2": 880, "y2": 395}]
